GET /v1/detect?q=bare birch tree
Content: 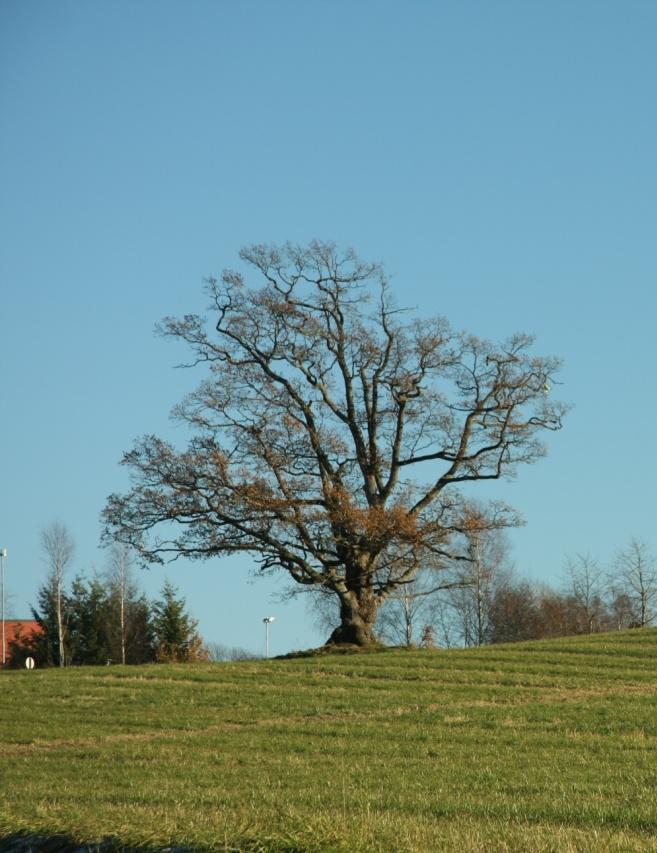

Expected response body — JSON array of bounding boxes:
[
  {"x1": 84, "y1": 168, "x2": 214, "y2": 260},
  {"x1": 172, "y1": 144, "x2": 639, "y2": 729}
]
[
  {"x1": 40, "y1": 521, "x2": 74, "y2": 667},
  {"x1": 104, "y1": 241, "x2": 566, "y2": 647},
  {"x1": 611, "y1": 540, "x2": 657, "y2": 628},
  {"x1": 106, "y1": 543, "x2": 133, "y2": 665}
]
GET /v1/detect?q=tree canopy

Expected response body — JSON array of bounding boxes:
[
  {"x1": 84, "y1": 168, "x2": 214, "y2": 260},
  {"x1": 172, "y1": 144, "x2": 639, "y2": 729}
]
[{"x1": 103, "y1": 241, "x2": 567, "y2": 646}]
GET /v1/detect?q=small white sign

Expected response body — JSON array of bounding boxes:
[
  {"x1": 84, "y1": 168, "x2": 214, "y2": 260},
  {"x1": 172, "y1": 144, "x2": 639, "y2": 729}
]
[{"x1": 25, "y1": 657, "x2": 35, "y2": 670}]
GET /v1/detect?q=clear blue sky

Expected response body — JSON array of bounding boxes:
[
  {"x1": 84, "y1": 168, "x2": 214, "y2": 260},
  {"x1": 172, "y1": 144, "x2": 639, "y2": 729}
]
[{"x1": 1, "y1": 0, "x2": 655, "y2": 655}]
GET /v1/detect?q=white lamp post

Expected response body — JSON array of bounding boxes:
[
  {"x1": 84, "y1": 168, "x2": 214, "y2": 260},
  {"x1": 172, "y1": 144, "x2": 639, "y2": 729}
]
[
  {"x1": 263, "y1": 616, "x2": 275, "y2": 658},
  {"x1": 1, "y1": 548, "x2": 7, "y2": 667}
]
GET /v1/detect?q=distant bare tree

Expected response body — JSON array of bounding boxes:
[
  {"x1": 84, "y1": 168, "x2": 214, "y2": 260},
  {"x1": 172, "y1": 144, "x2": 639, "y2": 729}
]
[
  {"x1": 487, "y1": 579, "x2": 541, "y2": 644},
  {"x1": 562, "y1": 554, "x2": 606, "y2": 633},
  {"x1": 611, "y1": 540, "x2": 657, "y2": 628},
  {"x1": 106, "y1": 543, "x2": 136, "y2": 665},
  {"x1": 438, "y1": 513, "x2": 513, "y2": 647},
  {"x1": 207, "y1": 642, "x2": 260, "y2": 661},
  {"x1": 428, "y1": 597, "x2": 459, "y2": 648},
  {"x1": 376, "y1": 504, "x2": 512, "y2": 647},
  {"x1": 609, "y1": 591, "x2": 634, "y2": 631},
  {"x1": 377, "y1": 572, "x2": 440, "y2": 646},
  {"x1": 534, "y1": 584, "x2": 581, "y2": 638},
  {"x1": 40, "y1": 521, "x2": 74, "y2": 667}
]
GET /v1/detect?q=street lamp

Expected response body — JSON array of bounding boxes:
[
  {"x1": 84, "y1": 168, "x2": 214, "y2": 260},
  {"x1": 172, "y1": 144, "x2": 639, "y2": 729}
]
[
  {"x1": 263, "y1": 616, "x2": 275, "y2": 658},
  {"x1": 1, "y1": 548, "x2": 7, "y2": 667}
]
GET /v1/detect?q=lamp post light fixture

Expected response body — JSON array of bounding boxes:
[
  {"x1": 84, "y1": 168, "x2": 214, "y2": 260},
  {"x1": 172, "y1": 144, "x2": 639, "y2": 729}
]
[
  {"x1": 263, "y1": 616, "x2": 275, "y2": 658},
  {"x1": 1, "y1": 548, "x2": 7, "y2": 667}
]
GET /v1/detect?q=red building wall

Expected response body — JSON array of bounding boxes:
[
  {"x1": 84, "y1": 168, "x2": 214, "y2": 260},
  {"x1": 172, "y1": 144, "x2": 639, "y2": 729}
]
[{"x1": 1, "y1": 619, "x2": 42, "y2": 665}]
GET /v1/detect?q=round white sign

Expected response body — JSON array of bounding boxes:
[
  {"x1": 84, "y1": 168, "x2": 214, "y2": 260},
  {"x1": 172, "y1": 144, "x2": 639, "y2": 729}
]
[{"x1": 25, "y1": 656, "x2": 35, "y2": 670}]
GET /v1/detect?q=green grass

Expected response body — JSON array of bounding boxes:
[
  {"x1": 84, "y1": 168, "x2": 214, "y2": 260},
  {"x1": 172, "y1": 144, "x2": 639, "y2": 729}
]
[{"x1": 2, "y1": 630, "x2": 657, "y2": 851}]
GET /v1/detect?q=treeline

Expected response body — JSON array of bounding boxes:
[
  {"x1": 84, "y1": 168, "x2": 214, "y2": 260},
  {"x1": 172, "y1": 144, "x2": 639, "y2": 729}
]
[
  {"x1": 9, "y1": 554, "x2": 206, "y2": 669},
  {"x1": 377, "y1": 538, "x2": 657, "y2": 648}
]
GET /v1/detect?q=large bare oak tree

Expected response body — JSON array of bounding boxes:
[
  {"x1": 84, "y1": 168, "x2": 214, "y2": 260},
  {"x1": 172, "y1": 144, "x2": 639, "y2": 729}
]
[{"x1": 103, "y1": 242, "x2": 567, "y2": 647}]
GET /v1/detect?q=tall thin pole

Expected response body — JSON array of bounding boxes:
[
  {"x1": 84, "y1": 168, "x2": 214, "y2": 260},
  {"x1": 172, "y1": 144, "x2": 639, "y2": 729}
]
[
  {"x1": 1, "y1": 548, "x2": 7, "y2": 667},
  {"x1": 263, "y1": 616, "x2": 274, "y2": 658}
]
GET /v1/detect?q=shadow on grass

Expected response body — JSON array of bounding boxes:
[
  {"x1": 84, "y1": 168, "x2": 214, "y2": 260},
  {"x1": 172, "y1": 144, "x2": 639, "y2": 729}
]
[{"x1": 0, "y1": 833, "x2": 197, "y2": 852}]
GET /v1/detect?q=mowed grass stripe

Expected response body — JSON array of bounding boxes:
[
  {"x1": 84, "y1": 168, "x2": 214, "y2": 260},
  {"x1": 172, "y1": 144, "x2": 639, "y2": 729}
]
[{"x1": 2, "y1": 629, "x2": 657, "y2": 851}]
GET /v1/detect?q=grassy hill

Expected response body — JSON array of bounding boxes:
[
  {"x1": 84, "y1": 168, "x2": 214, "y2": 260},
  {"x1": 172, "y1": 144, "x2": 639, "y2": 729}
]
[{"x1": 2, "y1": 630, "x2": 657, "y2": 851}]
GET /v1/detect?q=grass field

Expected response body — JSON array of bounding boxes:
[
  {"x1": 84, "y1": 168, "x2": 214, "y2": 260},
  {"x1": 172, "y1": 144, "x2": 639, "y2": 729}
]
[{"x1": 2, "y1": 630, "x2": 657, "y2": 851}]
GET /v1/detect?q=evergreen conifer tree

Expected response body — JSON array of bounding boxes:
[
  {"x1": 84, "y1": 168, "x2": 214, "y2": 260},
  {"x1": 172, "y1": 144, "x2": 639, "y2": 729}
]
[{"x1": 152, "y1": 581, "x2": 206, "y2": 662}]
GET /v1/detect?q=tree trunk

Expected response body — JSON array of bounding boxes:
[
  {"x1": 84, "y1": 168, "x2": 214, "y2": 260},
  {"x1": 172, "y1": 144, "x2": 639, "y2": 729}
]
[
  {"x1": 56, "y1": 577, "x2": 65, "y2": 667},
  {"x1": 120, "y1": 588, "x2": 126, "y2": 665},
  {"x1": 326, "y1": 589, "x2": 379, "y2": 647}
]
